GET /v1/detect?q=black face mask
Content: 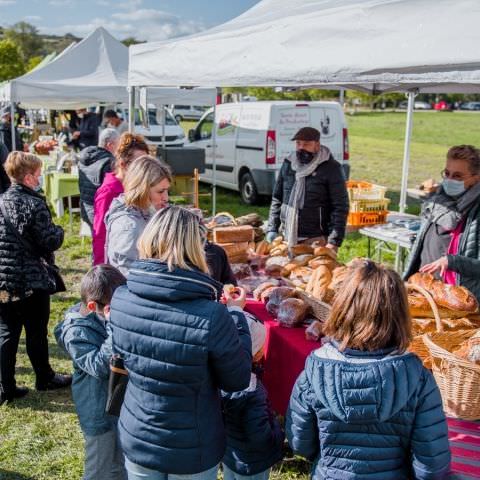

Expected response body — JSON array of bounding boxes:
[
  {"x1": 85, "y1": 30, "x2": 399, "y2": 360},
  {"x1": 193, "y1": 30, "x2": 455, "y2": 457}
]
[{"x1": 296, "y1": 149, "x2": 315, "y2": 164}]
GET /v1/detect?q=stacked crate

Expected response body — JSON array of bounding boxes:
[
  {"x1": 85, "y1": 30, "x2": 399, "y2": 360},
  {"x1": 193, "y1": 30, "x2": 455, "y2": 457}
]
[{"x1": 346, "y1": 181, "x2": 390, "y2": 226}]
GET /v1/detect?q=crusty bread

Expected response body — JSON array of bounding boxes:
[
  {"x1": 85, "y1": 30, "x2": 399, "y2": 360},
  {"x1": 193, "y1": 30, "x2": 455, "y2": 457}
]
[
  {"x1": 213, "y1": 225, "x2": 254, "y2": 243},
  {"x1": 313, "y1": 246, "x2": 337, "y2": 260},
  {"x1": 408, "y1": 273, "x2": 479, "y2": 314},
  {"x1": 290, "y1": 244, "x2": 314, "y2": 256}
]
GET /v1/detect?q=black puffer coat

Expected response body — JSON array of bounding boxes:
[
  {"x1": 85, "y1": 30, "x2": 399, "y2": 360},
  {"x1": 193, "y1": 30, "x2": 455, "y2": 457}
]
[
  {"x1": 0, "y1": 184, "x2": 64, "y2": 300},
  {"x1": 267, "y1": 152, "x2": 349, "y2": 246},
  {"x1": 78, "y1": 146, "x2": 113, "y2": 227}
]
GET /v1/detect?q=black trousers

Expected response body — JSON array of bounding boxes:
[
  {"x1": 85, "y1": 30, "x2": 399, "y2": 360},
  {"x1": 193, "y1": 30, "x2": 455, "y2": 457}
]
[{"x1": 0, "y1": 290, "x2": 54, "y2": 395}]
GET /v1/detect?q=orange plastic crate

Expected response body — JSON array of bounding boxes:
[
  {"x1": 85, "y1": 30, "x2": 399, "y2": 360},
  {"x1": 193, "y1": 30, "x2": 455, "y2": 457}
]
[{"x1": 347, "y1": 210, "x2": 389, "y2": 226}]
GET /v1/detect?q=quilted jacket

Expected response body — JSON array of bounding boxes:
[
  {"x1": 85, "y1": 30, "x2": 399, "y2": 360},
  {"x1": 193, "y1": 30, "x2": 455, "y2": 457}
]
[
  {"x1": 286, "y1": 343, "x2": 451, "y2": 480},
  {"x1": 0, "y1": 183, "x2": 64, "y2": 300},
  {"x1": 110, "y1": 259, "x2": 252, "y2": 474}
]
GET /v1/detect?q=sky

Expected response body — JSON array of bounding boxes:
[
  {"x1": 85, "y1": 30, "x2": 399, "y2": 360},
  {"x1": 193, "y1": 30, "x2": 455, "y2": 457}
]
[{"x1": 0, "y1": 0, "x2": 261, "y2": 42}]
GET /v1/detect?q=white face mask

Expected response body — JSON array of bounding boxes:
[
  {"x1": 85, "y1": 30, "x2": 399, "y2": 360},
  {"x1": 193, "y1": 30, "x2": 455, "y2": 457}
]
[{"x1": 77, "y1": 113, "x2": 85, "y2": 119}]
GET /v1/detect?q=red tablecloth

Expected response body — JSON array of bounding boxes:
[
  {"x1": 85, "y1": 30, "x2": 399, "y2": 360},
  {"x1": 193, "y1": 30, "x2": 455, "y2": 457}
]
[
  {"x1": 245, "y1": 300, "x2": 480, "y2": 478},
  {"x1": 245, "y1": 299, "x2": 319, "y2": 416}
]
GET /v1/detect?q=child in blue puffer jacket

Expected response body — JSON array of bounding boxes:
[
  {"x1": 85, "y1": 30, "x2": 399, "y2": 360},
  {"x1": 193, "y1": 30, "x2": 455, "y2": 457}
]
[
  {"x1": 287, "y1": 260, "x2": 451, "y2": 480},
  {"x1": 221, "y1": 309, "x2": 284, "y2": 480},
  {"x1": 55, "y1": 264, "x2": 127, "y2": 480}
]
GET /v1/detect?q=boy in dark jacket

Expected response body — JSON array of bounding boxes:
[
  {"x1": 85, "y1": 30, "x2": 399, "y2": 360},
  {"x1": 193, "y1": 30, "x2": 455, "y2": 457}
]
[
  {"x1": 222, "y1": 311, "x2": 284, "y2": 480},
  {"x1": 55, "y1": 265, "x2": 127, "y2": 480}
]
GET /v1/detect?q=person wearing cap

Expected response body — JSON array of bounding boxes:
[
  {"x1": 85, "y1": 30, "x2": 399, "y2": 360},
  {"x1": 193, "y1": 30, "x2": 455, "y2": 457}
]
[
  {"x1": 266, "y1": 127, "x2": 349, "y2": 250},
  {"x1": 0, "y1": 107, "x2": 23, "y2": 153},
  {"x1": 103, "y1": 110, "x2": 129, "y2": 136}
]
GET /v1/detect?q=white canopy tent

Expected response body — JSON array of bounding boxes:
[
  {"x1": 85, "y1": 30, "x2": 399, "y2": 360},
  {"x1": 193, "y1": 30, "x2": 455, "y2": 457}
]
[
  {"x1": 1, "y1": 27, "x2": 128, "y2": 110},
  {"x1": 129, "y1": 0, "x2": 480, "y2": 212}
]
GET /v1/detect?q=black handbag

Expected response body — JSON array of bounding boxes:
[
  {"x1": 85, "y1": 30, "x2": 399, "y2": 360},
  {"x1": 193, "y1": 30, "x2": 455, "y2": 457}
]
[
  {"x1": 0, "y1": 197, "x2": 66, "y2": 294},
  {"x1": 105, "y1": 354, "x2": 129, "y2": 417}
]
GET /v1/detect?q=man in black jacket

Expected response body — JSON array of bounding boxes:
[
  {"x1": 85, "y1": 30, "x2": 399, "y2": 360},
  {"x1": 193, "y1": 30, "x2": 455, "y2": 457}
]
[
  {"x1": 71, "y1": 108, "x2": 100, "y2": 150},
  {"x1": 266, "y1": 127, "x2": 349, "y2": 251},
  {"x1": 78, "y1": 128, "x2": 119, "y2": 229},
  {"x1": 0, "y1": 142, "x2": 11, "y2": 194},
  {"x1": 0, "y1": 107, "x2": 23, "y2": 153}
]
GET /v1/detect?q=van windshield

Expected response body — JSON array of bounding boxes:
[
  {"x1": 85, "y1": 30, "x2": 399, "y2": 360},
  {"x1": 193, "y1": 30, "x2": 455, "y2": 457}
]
[{"x1": 134, "y1": 108, "x2": 177, "y2": 126}]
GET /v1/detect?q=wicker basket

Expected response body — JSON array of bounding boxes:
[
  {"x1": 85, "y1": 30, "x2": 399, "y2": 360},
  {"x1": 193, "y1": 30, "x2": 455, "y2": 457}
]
[
  {"x1": 407, "y1": 283, "x2": 443, "y2": 368},
  {"x1": 423, "y1": 331, "x2": 480, "y2": 420},
  {"x1": 296, "y1": 289, "x2": 331, "y2": 322}
]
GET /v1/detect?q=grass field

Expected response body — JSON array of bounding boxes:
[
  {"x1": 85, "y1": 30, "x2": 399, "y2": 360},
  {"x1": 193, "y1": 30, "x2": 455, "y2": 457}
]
[{"x1": 0, "y1": 111, "x2": 479, "y2": 479}]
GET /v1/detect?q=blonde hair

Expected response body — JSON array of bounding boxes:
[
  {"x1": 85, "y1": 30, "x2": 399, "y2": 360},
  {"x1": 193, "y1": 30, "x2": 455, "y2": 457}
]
[
  {"x1": 123, "y1": 155, "x2": 172, "y2": 210},
  {"x1": 323, "y1": 261, "x2": 412, "y2": 352},
  {"x1": 138, "y1": 206, "x2": 209, "y2": 273},
  {"x1": 5, "y1": 152, "x2": 42, "y2": 183}
]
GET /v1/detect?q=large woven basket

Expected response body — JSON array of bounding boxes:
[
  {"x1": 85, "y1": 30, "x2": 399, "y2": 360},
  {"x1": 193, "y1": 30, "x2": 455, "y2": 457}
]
[
  {"x1": 296, "y1": 289, "x2": 331, "y2": 322},
  {"x1": 423, "y1": 331, "x2": 480, "y2": 420},
  {"x1": 407, "y1": 283, "x2": 443, "y2": 368}
]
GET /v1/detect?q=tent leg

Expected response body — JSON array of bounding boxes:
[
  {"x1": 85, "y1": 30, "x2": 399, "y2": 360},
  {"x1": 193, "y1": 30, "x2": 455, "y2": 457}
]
[
  {"x1": 399, "y1": 92, "x2": 415, "y2": 214},
  {"x1": 10, "y1": 102, "x2": 15, "y2": 151},
  {"x1": 211, "y1": 95, "x2": 218, "y2": 216},
  {"x1": 128, "y1": 87, "x2": 135, "y2": 133},
  {"x1": 162, "y1": 105, "x2": 166, "y2": 149},
  {"x1": 339, "y1": 88, "x2": 345, "y2": 107}
]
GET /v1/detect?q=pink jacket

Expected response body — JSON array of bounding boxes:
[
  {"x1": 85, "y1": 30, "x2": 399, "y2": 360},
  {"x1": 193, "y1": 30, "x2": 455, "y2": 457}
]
[{"x1": 92, "y1": 173, "x2": 123, "y2": 265}]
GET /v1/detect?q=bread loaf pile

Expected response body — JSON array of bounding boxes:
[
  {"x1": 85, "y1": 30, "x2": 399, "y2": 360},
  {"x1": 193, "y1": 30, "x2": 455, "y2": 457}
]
[
  {"x1": 255, "y1": 236, "x2": 343, "y2": 304},
  {"x1": 213, "y1": 225, "x2": 255, "y2": 264},
  {"x1": 454, "y1": 330, "x2": 480, "y2": 364},
  {"x1": 407, "y1": 273, "x2": 479, "y2": 319}
]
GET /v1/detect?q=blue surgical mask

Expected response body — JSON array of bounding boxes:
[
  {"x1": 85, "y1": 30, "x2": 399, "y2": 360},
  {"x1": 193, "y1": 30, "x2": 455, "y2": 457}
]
[
  {"x1": 34, "y1": 175, "x2": 44, "y2": 192},
  {"x1": 442, "y1": 178, "x2": 466, "y2": 197}
]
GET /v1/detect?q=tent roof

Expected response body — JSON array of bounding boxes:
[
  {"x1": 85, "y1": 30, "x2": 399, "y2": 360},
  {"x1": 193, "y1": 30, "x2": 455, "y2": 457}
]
[
  {"x1": 6, "y1": 27, "x2": 129, "y2": 109},
  {"x1": 128, "y1": 0, "x2": 480, "y2": 93}
]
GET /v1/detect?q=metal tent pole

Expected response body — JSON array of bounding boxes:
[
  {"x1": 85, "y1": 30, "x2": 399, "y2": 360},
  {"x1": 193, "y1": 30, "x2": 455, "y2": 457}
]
[
  {"x1": 399, "y1": 91, "x2": 416, "y2": 214},
  {"x1": 162, "y1": 105, "x2": 166, "y2": 149},
  {"x1": 10, "y1": 102, "x2": 15, "y2": 150},
  {"x1": 339, "y1": 88, "x2": 345, "y2": 106},
  {"x1": 128, "y1": 86, "x2": 135, "y2": 133},
  {"x1": 211, "y1": 100, "x2": 217, "y2": 216}
]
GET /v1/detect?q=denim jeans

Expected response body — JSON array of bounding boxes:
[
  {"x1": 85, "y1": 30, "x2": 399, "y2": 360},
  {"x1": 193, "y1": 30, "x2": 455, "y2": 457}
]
[
  {"x1": 124, "y1": 458, "x2": 218, "y2": 480},
  {"x1": 83, "y1": 429, "x2": 127, "y2": 480},
  {"x1": 222, "y1": 465, "x2": 271, "y2": 480}
]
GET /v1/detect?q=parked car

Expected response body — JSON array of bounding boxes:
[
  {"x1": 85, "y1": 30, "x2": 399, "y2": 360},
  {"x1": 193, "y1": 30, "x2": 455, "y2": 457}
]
[
  {"x1": 397, "y1": 100, "x2": 432, "y2": 110},
  {"x1": 187, "y1": 101, "x2": 349, "y2": 204},
  {"x1": 119, "y1": 107, "x2": 186, "y2": 146},
  {"x1": 459, "y1": 102, "x2": 480, "y2": 111},
  {"x1": 168, "y1": 105, "x2": 206, "y2": 122},
  {"x1": 434, "y1": 100, "x2": 452, "y2": 111}
]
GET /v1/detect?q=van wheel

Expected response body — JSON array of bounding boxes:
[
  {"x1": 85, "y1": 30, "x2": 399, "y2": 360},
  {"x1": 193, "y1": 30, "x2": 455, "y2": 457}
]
[
  {"x1": 175, "y1": 115, "x2": 182, "y2": 123},
  {"x1": 240, "y1": 172, "x2": 259, "y2": 205}
]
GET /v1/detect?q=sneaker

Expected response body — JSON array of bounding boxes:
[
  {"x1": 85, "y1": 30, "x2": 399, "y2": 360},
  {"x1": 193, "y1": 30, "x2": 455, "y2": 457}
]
[
  {"x1": 0, "y1": 386, "x2": 29, "y2": 405},
  {"x1": 36, "y1": 373, "x2": 72, "y2": 391}
]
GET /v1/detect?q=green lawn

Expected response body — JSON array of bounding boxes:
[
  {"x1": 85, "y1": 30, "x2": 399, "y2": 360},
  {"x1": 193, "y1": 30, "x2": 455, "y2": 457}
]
[{"x1": 1, "y1": 111, "x2": 479, "y2": 479}]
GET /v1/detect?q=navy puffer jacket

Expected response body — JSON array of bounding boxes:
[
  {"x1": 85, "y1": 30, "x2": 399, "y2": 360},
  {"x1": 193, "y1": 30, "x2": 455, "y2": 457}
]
[
  {"x1": 287, "y1": 343, "x2": 451, "y2": 480},
  {"x1": 110, "y1": 259, "x2": 252, "y2": 474},
  {"x1": 222, "y1": 378, "x2": 284, "y2": 475}
]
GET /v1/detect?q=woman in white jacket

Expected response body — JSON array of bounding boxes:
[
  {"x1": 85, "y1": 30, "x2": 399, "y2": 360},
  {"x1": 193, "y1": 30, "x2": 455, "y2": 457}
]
[{"x1": 105, "y1": 155, "x2": 171, "y2": 276}]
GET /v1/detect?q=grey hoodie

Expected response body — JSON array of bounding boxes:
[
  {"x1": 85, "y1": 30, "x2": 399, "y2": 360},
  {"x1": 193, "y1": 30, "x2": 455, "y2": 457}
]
[{"x1": 104, "y1": 194, "x2": 151, "y2": 276}]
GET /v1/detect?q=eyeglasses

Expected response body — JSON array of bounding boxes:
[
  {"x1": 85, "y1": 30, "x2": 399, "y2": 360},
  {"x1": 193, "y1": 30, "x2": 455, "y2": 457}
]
[{"x1": 440, "y1": 169, "x2": 476, "y2": 182}]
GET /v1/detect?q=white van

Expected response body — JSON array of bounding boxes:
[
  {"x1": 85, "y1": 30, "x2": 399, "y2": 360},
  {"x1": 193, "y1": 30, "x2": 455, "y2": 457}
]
[
  {"x1": 187, "y1": 101, "x2": 349, "y2": 204},
  {"x1": 118, "y1": 107, "x2": 186, "y2": 147}
]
